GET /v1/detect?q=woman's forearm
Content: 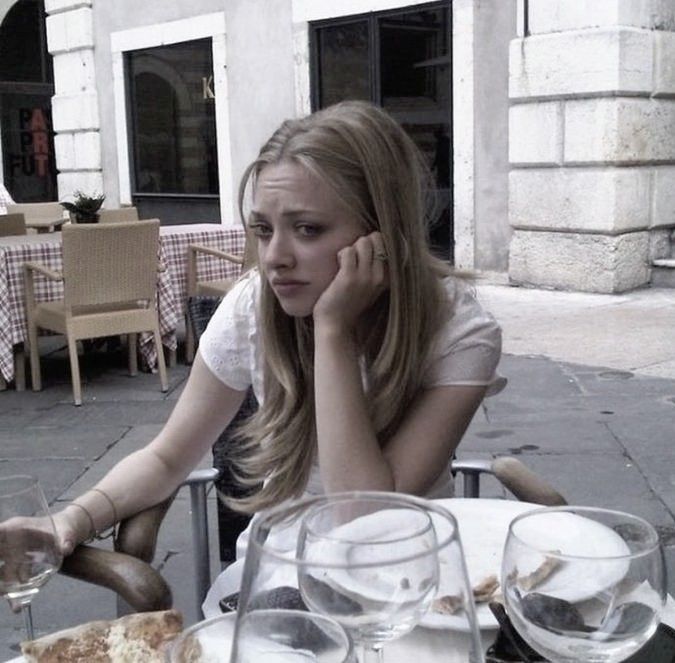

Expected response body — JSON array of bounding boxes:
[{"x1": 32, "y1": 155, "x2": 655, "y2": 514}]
[
  {"x1": 314, "y1": 324, "x2": 395, "y2": 493},
  {"x1": 56, "y1": 445, "x2": 189, "y2": 549},
  {"x1": 54, "y1": 354, "x2": 247, "y2": 553}
]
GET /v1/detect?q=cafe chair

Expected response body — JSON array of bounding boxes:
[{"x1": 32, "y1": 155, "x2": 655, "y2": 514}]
[
  {"x1": 58, "y1": 456, "x2": 567, "y2": 617},
  {"x1": 7, "y1": 201, "x2": 66, "y2": 233},
  {"x1": 98, "y1": 207, "x2": 139, "y2": 223},
  {"x1": 0, "y1": 212, "x2": 27, "y2": 236},
  {"x1": 23, "y1": 219, "x2": 169, "y2": 406},
  {"x1": 184, "y1": 240, "x2": 254, "y2": 363}
]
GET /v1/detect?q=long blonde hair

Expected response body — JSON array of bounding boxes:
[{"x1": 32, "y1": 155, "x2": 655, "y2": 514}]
[{"x1": 228, "y1": 101, "x2": 451, "y2": 512}]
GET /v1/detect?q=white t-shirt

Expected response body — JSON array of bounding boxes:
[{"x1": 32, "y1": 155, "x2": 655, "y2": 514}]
[
  {"x1": 199, "y1": 269, "x2": 505, "y2": 617},
  {"x1": 199, "y1": 270, "x2": 504, "y2": 401}
]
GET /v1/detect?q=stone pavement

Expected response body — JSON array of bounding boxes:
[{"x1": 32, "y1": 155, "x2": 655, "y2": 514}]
[{"x1": 1, "y1": 283, "x2": 675, "y2": 660}]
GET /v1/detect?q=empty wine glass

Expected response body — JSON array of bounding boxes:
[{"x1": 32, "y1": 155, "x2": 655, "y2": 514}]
[
  {"x1": 168, "y1": 609, "x2": 355, "y2": 662},
  {"x1": 296, "y1": 493, "x2": 439, "y2": 663},
  {"x1": 296, "y1": 492, "x2": 485, "y2": 663},
  {"x1": 502, "y1": 506, "x2": 666, "y2": 662},
  {"x1": 0, "y1": 475, "x2": 63, "y2": 640}
]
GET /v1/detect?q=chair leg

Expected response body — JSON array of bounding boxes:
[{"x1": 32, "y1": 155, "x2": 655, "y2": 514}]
[
  {"x1": 185, "y1": 313, "x2": 195, "y2": 364},
  {"x1": 14, "y1": 346, "x2": 26, "y2": 392},
  {"x1": 27, "y1": 320, "x2": 42, "y2": 392},
  {"x1": 128, "y1": 333, "x2": 138, "y2": 376},
  {"x1": 153, "y1": 328, "x2": 169, "y2": 393},
  {"x1": 67, "y1": 335, "x2": 83, "y2": 406}
]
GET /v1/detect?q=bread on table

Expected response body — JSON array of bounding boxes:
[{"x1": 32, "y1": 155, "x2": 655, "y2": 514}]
[{"x1": 21, "y1": 609, "x2": 183, "y2": 662}]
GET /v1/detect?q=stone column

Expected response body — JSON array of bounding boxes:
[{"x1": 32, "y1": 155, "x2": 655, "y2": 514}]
[
  {"x1": 44, "y1": 0, "x2": 103, "y2": 199},
  {"x1": 508, "y1": 0, "x2": 675, "y2": 293}
]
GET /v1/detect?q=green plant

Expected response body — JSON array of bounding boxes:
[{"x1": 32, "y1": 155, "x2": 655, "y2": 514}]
[{"x1": 61, "y1": 191, "x2": 106, "y2": 223}]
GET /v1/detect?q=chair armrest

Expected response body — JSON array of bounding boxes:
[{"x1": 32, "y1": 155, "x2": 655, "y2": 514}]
[
  {"x1": 24, "y1": 261, "x2": 62, "y2": 281},
  {"x1": 115, "y1": 494, "x2": 177, "y2": 562},
  {"x1": 188, "y1": 243, "x2": 245, "y2": 265},
  {"x1": 60, "y1": 545, "x2": 172, "y2": 612},
  {"x1": 187, "y1": 244, "x2": 244, "y2": 297},
  {"x1": 491, "y1": 457, "x2": 567, "y2": 506},
  {"x1": 451, "y1": 457, "x2": 567, "y2": 505},
  {"x1": 57, "y1": 470, "x2": 220, "y2": 615}
]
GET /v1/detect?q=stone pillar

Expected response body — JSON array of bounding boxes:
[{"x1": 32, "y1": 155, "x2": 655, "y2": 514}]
[
  {"x1": 44, "y1": 0, "x2": 103, "y2": 200},
  {"x1": 508, "y1": 0, "x2": 675, "y2": 293}
]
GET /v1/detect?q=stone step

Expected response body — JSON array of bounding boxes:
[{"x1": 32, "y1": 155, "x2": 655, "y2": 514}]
[{"x1": 652, "y1": 259, "x2": 675, "y2": 287}]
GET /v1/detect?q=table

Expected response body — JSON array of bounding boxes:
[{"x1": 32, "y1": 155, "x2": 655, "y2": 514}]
[{"x1": 0, "y1": 224, "x2": 246, "y2": 385}]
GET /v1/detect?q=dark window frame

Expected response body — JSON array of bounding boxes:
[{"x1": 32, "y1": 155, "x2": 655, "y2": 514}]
[
  {"x1": 309, "y1": 1, "x2": 449, "y2": 112},
  {"x1": 124, "y1": 38, "x2": 220, "y2": 202}
]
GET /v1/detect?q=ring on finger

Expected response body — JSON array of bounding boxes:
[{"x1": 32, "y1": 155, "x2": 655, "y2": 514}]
[{"x1": 374, "y1": 251, "x2": 388, "y2": 262}]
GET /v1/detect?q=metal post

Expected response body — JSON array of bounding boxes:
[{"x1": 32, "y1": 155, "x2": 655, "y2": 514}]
[{"x1": 185, "y1": 467, "x2": 220, "y2": 620}]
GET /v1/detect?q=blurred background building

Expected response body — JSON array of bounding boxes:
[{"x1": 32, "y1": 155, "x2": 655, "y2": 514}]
[{"x1": 0, "y1": 0, "x2": 673, "y2": 292}]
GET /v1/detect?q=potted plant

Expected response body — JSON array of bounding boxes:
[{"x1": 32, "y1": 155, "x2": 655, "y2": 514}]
[{"x1": 61, "y1": 191, "x2": 106, "y2": 224}]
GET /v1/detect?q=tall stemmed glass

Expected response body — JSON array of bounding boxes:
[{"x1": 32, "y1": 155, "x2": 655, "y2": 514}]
[
  {"x1": 296, "y1": 493, "x2": 440, "y2": 663},
  {"x1": 0, "y1": 475, "x2": 63, "y2": 641},
  {"x1": 296, "y1": 492, "x2": 485, "y2": 663},
  {"x1": 502, "y1": 506, "x2": 666, "y2": 663}
]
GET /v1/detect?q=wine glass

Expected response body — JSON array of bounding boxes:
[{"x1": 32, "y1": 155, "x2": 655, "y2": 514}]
[
  {"x1": 168, "y1": 609, "x2": 355, "y2": 662},
  {"x1": 0, "y1": 475, "x2": 63, "y2": 641},
  {"x1": 502, "y1": 506, "x2": 666, "y2": 662},
  {"x1": 296, "y1": 493, "x2": 439, "y2": 663},
  {"x1": 296, "y1": 492, "x2": 484, "y2": 663}
]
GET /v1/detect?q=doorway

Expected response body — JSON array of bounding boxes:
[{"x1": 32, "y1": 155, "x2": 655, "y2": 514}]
[{"x1": 0, "y1": 0, "x2": 57, "y2": 202}]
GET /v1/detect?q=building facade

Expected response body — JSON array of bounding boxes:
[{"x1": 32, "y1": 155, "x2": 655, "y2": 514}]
[{"x1": 1, "y1": 0, "x2": 674, "y2": 292}]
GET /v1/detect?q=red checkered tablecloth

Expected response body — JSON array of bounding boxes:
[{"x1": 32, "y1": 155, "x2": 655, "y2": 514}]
[{"x1": 0, "y1": 224, "x2": 246, "y2": 383}]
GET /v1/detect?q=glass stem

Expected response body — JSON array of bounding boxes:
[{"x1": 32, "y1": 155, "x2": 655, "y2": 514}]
[
  {"x1": 22, "y1": 603, "x2": 34, "y2": 641},
  {"x1": 361, "y1": 643, "x2": 384, "y2": 663}
]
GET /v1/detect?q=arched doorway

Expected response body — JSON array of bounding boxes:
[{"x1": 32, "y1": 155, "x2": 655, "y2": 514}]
[{"x1": 0, "y1": 0, "x2": 57, "y2": 202}]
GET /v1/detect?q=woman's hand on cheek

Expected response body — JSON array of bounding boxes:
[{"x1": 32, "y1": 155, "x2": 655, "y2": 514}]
[{"x1": 313, "y1": 232, "x2": 389, "y2": 335}]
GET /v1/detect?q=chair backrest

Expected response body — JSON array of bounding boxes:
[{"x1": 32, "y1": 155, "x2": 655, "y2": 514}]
[
  {"x1": 98, "y1": 207, "x2": 139, "y2": 223},
  {"x1": 0, "y1": 213, "x2": 26, "y2": 236},
  {"x1": 61, "y1": 218, "x2": 160, "y2": 309},
  {"x1": 6, "y1": 201, "x2": 64, "y2": 222}
]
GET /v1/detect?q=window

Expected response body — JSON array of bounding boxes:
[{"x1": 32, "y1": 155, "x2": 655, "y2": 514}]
[
  {"x1": 126, "y1": 38, "x2": 219, "y2": 220},
  {"x1": 310, "y1": 2, "x2": 452, "y2": 259}
]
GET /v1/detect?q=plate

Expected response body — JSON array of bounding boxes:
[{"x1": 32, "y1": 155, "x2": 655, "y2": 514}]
[
  {"x1": 423, "y1": 499, "x2": 631, "y2": 632},
  {"x1": 504, "y1": 509, "x2": 630, "y2": 603},
  {"x1": 422, "y1": 498, "x2": 540, "y2": 631}
]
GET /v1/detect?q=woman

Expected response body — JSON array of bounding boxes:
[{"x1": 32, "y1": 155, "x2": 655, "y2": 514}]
[{"x1": 54, "y1": 101, "x2": 503, "y2": 614}]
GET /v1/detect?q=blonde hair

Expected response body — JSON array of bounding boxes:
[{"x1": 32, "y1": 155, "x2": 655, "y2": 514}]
[{"x1": 228, "y1": 101, "x2": 451, "y2": 512}]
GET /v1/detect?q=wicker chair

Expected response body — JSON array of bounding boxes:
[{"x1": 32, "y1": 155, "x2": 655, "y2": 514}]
[
  {"x1": 0, "y1": 212, "x2": 27, "y2": 236},
  {"x1": 7, "y1": 202, "x2": 65, "y2": 233},
  {"x1": 59, "y1": 456, "x2": 566, "y2": 616},
  {"x1": 23, "y1": 219, "x2": 169, "y2": 405},
  {"x1": 98, "y1": 207, "x2": 139, "y2": 223},
  {"x1": 184, "y1": 239, "x2": 254, "y2": 363}
]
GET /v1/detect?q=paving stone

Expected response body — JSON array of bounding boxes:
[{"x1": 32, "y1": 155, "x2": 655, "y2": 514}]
[
  {"x1": 29, "y1": 401, "x2": 176, "y2": 427},
  {"x1": 0, "y1": 426, "x2": 128, "y2": 460},
  {"x1": 465, "y1": 417, "x2": 620, "y2": 454},
  {"x1": 0, "y1": 458, "x2": 87, "y2": 504}
]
